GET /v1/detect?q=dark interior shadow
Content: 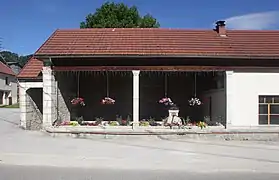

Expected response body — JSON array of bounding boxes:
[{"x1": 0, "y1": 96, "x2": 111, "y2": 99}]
[{"x1": 26, "y1": 88, "x2": 43, "y2": 114}]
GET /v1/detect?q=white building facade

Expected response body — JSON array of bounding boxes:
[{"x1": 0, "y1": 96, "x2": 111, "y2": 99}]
[{"x1": 0, "y1": 72, "x2": 18, "y2": 105}]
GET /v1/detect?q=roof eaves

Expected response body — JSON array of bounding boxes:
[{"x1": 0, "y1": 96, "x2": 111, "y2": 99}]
[{"x1": 34, "y1": 53, "x2": 279, "y2": 60}]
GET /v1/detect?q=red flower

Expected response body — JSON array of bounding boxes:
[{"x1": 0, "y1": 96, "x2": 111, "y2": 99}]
[{"x1": 71, "y1": 97, "x2": 85, "y2": 106}]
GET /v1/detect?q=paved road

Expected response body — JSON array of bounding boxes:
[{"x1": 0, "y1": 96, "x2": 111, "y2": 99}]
[
  {"x1": 1, "y1": 164, "x2": 279, "y2": 180},
  {"x1": 1, "y1": 108, "x2": 279, "y2": 179}
]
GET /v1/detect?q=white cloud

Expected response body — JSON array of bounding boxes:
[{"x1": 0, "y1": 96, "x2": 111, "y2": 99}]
[{"x1": 224, "y1": 11, "x2": 279, "y2": 30}]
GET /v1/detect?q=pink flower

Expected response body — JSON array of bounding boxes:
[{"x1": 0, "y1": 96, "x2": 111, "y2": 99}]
[
  {"x1": 101, "y1": 97, "x2": 115, "y2": 104},
  {"x1": 71, "y1": 97, "x2": 85, "y2": 106}
]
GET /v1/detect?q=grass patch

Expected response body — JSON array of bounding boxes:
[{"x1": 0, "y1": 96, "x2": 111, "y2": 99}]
[{"x1": 0, "y1": 103, "x2": 19, "y2": 108}]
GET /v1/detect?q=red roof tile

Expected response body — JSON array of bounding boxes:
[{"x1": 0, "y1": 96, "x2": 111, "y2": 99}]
[
  {"x1": 226, "y1": 30, "x2": 279, "y2": 57},
  {"x1": 35, "y1": 28, "x2": 279, "y2": 57},
  {"x1": 35, "y1": 28, "x2": 235, "y2": 56},
  {"x1": 17, "y1": 58, "x2": 43, "y2": 79},
  {"x1": 21, "y1": 28, "x2": 279, "y2": 78},
  {"x1": 0, "y1": 61, "x2": 15, "y2": 76}
]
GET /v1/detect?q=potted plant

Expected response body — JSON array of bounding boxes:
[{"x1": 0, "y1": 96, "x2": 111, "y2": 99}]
[
  {"x1": 95, "y1": 117, "x2": 103, "y2": 126},
  {"x1": 197, "y1": 121, "x2": 207, "y2": 129},
  {"x1": 148, "y1": 117, "x2": 160, "y2": 126},
  {"x1": 139, "y1": 120, "x2": 150, "y2": 126},
  {"x1": 108, "y1": 121, "x2": 119, "y2": 126}
]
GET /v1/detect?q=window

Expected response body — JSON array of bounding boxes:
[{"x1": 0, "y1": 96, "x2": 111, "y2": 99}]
[
  {"x1": 259, "y1": 96, "x2": 279, "y2": 125},
  {"x1": 5, "y1": 77, "x2": 9, "y2": 85}
]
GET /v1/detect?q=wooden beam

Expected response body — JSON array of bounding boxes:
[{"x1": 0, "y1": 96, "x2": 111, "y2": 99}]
[
  {"x1": 268, "y1": 103, "x2": 271, "y2": 125},
  {"x1": 52, "y1": 66, "x2": 232, "y2": 71}
]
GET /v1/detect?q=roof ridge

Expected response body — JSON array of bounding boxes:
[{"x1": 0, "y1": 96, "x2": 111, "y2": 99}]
[{"x1": 56, "y1": 28, "x2": 216, "y2": 31}]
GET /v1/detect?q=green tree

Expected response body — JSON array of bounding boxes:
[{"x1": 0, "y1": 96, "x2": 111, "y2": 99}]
[
  {"x1": 80, "y1": 2, "x2": 160, "y2": 28},
  {"x1": 0, "y1": 51, "x2": 32, "y2": 66}
]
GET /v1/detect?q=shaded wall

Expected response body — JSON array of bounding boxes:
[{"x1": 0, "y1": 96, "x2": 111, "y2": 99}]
[
  {"x1": 56, "y1": 71, "x2": 221, "y2": 122},
  {"x1": 203, "y1": 89, "x2": 226, "y2": 125},
  {"x1": 140, "y1": 72, "x2": 221, "y2": 121},
  {"x1": 56, "y1": 72, "x2": 133, "y2": 121},
  {"x1": 79, "y1": 72, "x2": 133, "y2": 120},
  {"x1": 55, "y1": 72, "x2": 73, "y2": 122},
  {"x1": 26, "y1": 88, "x2": 43, "y2": 130}
]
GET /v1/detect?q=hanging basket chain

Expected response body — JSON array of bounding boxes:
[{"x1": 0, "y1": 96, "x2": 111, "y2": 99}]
[
  {"x1": 159, "y1": 72, "x2": 175, "y2": 107},
  {"x1": 194, "y1": 72, "x2": 197, "y2": 97},
  {"x1": 164, "y1": 73, "x2": 167, "y2": 97},
  {"x1": 77, "y1": 72, "x2": 80, "y2": 97},
  {"x1": 188, "y1": 72, "x2": 201, "y2": 106},
  {"x1": 71, "y1": 71, "x2": 85, "y2": 106},
  {"x1": 106, "y1": 70, "x2": 109, "y2": 97},
  {"x1": 101, "y1": 71, "x2": 115, "y2": 105}
]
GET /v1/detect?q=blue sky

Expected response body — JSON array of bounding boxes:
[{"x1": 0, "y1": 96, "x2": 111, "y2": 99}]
[{"x1": 1, "y1": 0, "x2": 279, "y2": 55}]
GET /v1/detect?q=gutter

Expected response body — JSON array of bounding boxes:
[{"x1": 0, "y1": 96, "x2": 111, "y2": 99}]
[{"x1": 34, "y1": 54, "x2": 279, "y2": 60}]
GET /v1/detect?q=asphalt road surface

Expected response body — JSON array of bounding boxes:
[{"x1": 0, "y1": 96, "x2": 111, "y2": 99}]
[
  {"x1": 1, "y1": 164, "x2": 279, "y2": 180},
  {"x1": 1, "y1": 108, "x2": 279, "y2": 179}
]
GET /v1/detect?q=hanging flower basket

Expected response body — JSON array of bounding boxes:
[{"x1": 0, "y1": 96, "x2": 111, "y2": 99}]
[
  {"x1": 188, "y1": 97, "x2": 202, "y2": 106},
  {"x1": 159, "y1": 97, "x2": 174, "y2": 106},
  {"x1": 101, "y1": 97, "x2": 115, "y2": 105},
  {"x1": 71, "y1": 97, "x2": 85, "y2": 106}
]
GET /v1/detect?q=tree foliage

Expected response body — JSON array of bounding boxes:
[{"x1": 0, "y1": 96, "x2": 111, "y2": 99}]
[
  {"x1": 0, "y1": 51, "x2": 32, "y2": 66},
  {"x1": 80, "y1": 2, "x2": 160, "y2": 28}
]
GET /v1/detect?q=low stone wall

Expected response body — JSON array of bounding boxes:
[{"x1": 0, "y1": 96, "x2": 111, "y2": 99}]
[{"x1": 44, "y1": 125, "x2": 279, "y2": 141}]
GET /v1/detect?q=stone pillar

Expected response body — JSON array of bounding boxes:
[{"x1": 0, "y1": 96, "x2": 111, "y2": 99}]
[
  {"x1": 132, "y1": 70, "x2": 140, "y2": 127},
  {"x1": 19, "y1": 83, "x2": 27, "y2": 129},
  {"x1": 42, "y1": 66, "x2": 57, "y2": 127},
  {"x1": 225, "y1": 71, "x2": 234, "y2": 128}
]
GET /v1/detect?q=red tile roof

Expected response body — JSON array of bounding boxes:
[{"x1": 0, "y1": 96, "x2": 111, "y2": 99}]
[
  {"x1": 226, "y1": 30, "x2": 279, "y2": 57},
  {"x1": 0, "y1": 61, "x2": 15, "y2": 76},
  {"x1": 35, "y1": 28, "x2": 279, "y2": 57},
  {"x1": 35, "y1": 28, "x2": 234, "y2": 56},
  {"x1": 17, "y1": 58, "x2": 43, "y2": 79},
  {"x1": 20, "y1": 28, "x2": 279, "y2": 78}
]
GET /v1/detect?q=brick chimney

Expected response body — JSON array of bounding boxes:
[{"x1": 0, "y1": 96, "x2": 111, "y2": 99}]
[{"x1": 215, "y1": 20, "x2": 226, "y2": 37}]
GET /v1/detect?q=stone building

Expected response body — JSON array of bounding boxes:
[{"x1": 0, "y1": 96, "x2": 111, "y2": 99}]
[{"x1": 17, "y1": 21, "x2": 279, "y2": 130}]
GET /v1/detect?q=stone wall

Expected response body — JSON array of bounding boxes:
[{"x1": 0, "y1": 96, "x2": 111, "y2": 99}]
[
  {"x1": 55, "y1": 73, "x2": 72, "y2": 122},
  {"x1": 25, "y1": 88, "x2": 43, "y2": 130}
]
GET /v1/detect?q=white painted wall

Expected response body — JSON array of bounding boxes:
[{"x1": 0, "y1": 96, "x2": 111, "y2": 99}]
[
  {"x1": 0, "y1": 73, "x2": 18, "y2": 105},
  {"x1": 227, "y1": 71, "x2": 279, "y2": 127}
]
